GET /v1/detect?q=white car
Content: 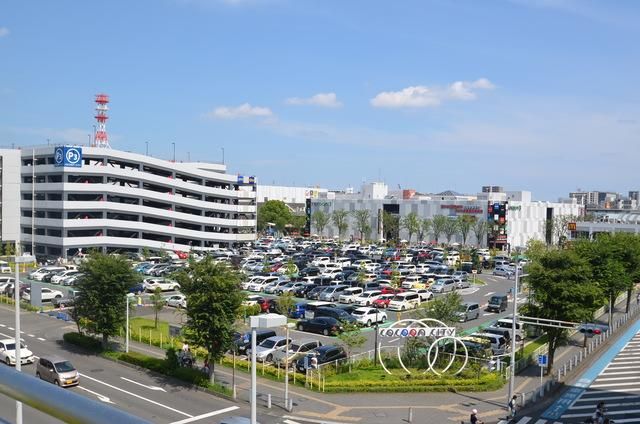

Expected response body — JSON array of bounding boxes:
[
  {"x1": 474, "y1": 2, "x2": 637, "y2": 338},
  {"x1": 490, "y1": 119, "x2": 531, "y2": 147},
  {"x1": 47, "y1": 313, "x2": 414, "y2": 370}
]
[
  {"x1": 407, "y1": 288, "x2": 433, "y2": 302},
  {"x1": 351, "y1": 307, "x2": 387, "y2": 327},
  {"x1": 353, "y1": 290, "x2": 382, "y2": 306},
  {"x1": 51, "y1": 270, "x2": 80, "y2": 285},
  {"x1": 263, "y1": 280, "x2": 290, "y2": 294},
  {"x1": 22, "y1": 288, "x2": 64, "y2": 302},
  {"x1": 430, "y1": 279, "x2": 456, "y2": 293},
  {"x1": 338, "y1": 287, "x2": 364, "y2": 304},
  {"x1": 166, "y1": 294, "x2": 186, "y2": 308},
  {"x1": 242, "y1": 294, "x2": 263, "y2": 306},
  {"x1": 248, "y1": 276, "x2": 279, "y2": 292},
  {"x1": 0, "y1": 262, "x2": 11, "y2": 274},
  {"x1": 0, "y1": 338, "x2": 35, "y2": 365},
  {"x1": 0, "y1": 277, "x2": 15, "y2": 294},
  {"x1": 247, "y1": 336, "x2": 291, "y2": 363},
  {"x1": 143, "y1": 278, "x2": 180, "y2": 292}
]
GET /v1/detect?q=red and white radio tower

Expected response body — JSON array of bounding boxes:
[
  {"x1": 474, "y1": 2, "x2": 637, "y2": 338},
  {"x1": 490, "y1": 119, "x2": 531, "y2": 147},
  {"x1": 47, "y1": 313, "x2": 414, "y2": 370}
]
[{"x1": 93, "y1": 93, "x2": 110, "y2": 148}]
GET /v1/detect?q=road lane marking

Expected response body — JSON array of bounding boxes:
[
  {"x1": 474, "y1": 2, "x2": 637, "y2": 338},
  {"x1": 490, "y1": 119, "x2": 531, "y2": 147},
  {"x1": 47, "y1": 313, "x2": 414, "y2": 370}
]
[
  {"x1": 27, "y1": 334, "x2": 34, "y2": 338},
  {"x1": 484, "y1": 292, "x2": 495, "y2": 297},
  {"x1": 483, "y1": 313, "x2": 494, "y2": 317},
  {"x1": 283, "y1": 416, "x2": 349, "y2": 424},
  {"x1": 120, "y1": 376, "x2": 167, "y2": 392},
  {"x1": 389, "y1": 338, "x2": 399, "y2": 343},
  {"x1": 37, "y1": 337, "x2": 45, "y2": 341},
  {"x1": 169, "y1": 406, "x2": 239, "y2": 424},
  {"x1": 0, "y1": 324, "x2": 5, "y2": 327},
  {"x1": 77, "y1": 386, "x2": 115, "y2": 404},
  {"x1": 284, "y1": 420, "x2": 302, "y2": 424},
  {"x1": 8, "y1": 327, "x2": 13, "y2": 330},
  {"x1": 78, "y1": 373, "x2": 192, "y2": 418}
]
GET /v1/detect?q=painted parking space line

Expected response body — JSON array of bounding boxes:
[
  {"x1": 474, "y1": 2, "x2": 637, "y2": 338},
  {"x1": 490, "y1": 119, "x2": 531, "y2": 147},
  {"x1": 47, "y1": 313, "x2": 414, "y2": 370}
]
[
  {"x1": 169, "y1": 406, "x2": 239, "y2": 424},
  {"x1": 78, "y1": 373, "x2": 192, "y2": 418}
]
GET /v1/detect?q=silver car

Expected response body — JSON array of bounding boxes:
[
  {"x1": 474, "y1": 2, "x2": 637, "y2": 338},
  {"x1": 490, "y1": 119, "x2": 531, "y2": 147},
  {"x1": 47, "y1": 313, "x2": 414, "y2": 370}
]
[
  {"x1": 36, "y1": 356, "x2": 79, "y2": 387},
  {"x1": 248, "y1": 336, "x2": 291, "y2": 362}
]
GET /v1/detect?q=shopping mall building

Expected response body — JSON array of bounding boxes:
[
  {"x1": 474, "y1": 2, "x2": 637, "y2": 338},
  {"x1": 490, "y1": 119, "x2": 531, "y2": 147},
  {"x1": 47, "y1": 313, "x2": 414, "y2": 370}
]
[{"x1": 0, "y1": 145, "x2": 257, "y2": 259}]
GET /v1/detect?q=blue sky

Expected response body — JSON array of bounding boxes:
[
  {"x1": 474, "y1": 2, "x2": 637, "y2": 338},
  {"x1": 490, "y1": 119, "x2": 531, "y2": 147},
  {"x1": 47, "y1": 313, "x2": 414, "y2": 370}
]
[{"x1": 1, "y1": 0, "x2": 638, "y2": 200}]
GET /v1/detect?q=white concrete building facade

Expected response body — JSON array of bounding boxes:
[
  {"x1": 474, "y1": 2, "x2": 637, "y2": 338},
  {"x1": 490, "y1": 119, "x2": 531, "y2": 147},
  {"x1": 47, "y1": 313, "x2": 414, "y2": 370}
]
[{"x1": 0, "y1": 145, "x2": 257, "y2": 258}]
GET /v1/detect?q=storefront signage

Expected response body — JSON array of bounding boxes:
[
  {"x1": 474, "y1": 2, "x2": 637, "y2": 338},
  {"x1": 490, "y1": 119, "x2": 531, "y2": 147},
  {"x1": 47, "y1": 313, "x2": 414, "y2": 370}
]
[
  {"x1": 379, "y1": 326, "x2": 456, "y2": 338},
  {"x1": 440, "y1": 204, "x2": 483, "y2": 214},
  {"x1": 508, "y1": 205, "x2": 521, "y2": 211},
  {"x1": 311, "y1": 201, "x2": 332, "y2": 207}
]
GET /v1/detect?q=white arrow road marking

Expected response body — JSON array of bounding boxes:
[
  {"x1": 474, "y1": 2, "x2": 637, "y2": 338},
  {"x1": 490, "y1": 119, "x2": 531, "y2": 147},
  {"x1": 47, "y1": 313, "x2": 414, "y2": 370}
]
[
  {"x1": 120, "y1": 376, "x2": 166, "y2": 392},
  {"x1": 78, "y1": 386, "x2": 115, "y2": 404},
  {"x1": 78, "y1": 373, "x2": 192, "y2": 418},
  {"x1": 169, "y1": 406, "x2": 239, "y2": 424}
]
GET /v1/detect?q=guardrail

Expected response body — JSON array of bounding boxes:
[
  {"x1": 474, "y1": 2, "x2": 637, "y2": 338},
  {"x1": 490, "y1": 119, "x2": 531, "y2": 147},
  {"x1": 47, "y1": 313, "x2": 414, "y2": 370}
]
[{"x1": 0, "y1": 364, "x2": 150, "y2": 424}]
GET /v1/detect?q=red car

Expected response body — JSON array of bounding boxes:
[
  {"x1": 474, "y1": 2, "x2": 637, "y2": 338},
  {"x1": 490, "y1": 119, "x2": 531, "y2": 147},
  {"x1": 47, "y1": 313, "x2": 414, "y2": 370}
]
[
  {"x1": 380, "y1": 286, "x2": 404, "y2": 295},
  {"x1": 373, "y1": 294, "x2": 396, "y2": 309}
]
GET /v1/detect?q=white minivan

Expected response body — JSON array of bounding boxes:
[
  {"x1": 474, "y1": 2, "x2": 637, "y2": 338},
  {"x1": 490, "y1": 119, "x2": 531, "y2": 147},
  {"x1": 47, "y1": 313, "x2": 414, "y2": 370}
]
[{"x1": 387, "y1": 292, "x2": 421, "y2": 311}]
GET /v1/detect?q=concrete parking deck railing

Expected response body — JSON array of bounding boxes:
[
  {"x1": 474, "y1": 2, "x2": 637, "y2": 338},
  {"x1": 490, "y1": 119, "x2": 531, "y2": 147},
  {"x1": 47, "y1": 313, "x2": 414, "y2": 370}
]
[{"x1": 0, "y1": 364, "x2": 151, "y2": 424}]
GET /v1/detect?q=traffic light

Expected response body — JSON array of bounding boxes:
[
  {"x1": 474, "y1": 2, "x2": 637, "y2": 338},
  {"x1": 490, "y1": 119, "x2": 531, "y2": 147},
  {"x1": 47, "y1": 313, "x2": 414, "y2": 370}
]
[{"x1": 579, "y1": 323, "x2": 607, "y2": 337}]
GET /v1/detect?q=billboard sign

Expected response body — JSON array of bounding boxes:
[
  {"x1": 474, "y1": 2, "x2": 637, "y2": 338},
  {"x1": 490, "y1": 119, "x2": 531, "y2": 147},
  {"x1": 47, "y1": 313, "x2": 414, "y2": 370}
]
[{"x1": 54, "y1": 146, "x2": 83, "y2": 168}]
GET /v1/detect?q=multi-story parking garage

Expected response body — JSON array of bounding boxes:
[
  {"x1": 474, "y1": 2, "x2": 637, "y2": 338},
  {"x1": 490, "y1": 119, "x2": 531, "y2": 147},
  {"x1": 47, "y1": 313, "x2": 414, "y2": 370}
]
[{"x1": 0, "y1": 145, "x2": 257, "y2": 258}]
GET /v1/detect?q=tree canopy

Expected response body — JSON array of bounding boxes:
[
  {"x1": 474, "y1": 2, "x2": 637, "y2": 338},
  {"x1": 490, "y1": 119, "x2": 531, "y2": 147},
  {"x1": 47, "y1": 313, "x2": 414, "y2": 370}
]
[
  {"x1": 431, "y1": 215, "x2": 448, "y2": 244},
  {"x1": 311, "y1": 210, "x2": 330, "y2": 237},
  {"x1": 332, "y1": 210, "x2": 350, "y2": 241},
  {"x1": 173, "y1": 258, "x2": 244, "y2": 382},
  {"x1": 74, "y1": 252, "x2": 139, "y2": 347},
  {"x1": 257, "y1": 200, "x2": 292, "y2": 232},
  {"x1": 401, "y1": 211, "x2": 421, "y2": 243},
  {"x1": 456, "y1": 215, "x2": 476, "y2": 245},
  {"x1": 352, "y1": 210, "x2": 371, "y2": 242}
]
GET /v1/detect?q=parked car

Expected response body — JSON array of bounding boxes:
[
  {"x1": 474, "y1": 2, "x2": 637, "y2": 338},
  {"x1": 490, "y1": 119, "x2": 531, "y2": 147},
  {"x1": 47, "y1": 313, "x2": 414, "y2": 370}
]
[
  {"x1": 470, "y1": 333, "x2": 508, "y2": 355},
  {"x1": 351, "y1": 307, "x2": 387, "y2": 327},
  {"x1": 338, "y1": 287, "x2": 364, "y2": 304},
  {"x1": 0, "y1": 338, "x2": 35, "y2": 365},
  {"x1": 372, "y1": 293, "x2": 395, "y2": 309},
  {"x1": 272, "y1": 339, "x2": 322, "y2": 367},
  {"x1": 50, "y1": 270, "x2": 80, "y2": 285},
  {"x1": 493, "y1": 267, "x2": 514, "y2": 277},
  {"x1": 276, "y1": 282, "x2": 305, "y2": 295},
  {"x1": 313, "y1": 306, "x2": 357, "y2": 324},
  {"x1": 22, "y1": 287, "x2": 64, "y2": 302},
  {"x1": 29, "y1": 267, "x2": 65, "y2": 281},
  {"x1": 387, "y1": 292, "x2": 421, "y2": 311},
  {"x1": 36, "y1": 356, "x2": 79, "y2": 387},
  {"x1": 264, "y1": 280, "x2": 291, "y2": 294},
  {"x1": 454, "y1": 279, "x2": 470, "y2": 289},
  {"x1": 318, "y1": 285, "x2": 349, "y2": 302},
  {"x1": 295, "y1": 345, "x2": 347, "y2": 372},
  {"x1": 407, "y1": 288, "x2": 433, "y2": 302},
  {"x1": 247, "y1": 336, "x2": 291, "y2": 362},
  {"x1": 353, "y1": 290, "x2": 382, "y2": 306},
  {"x1": 166, "y1": 294, "x2": 187, "y2": 308},
  {"x1": 305, "y1": 286, "x2": 327, "y2": 301},
  {"x1": 143, "y1": 278, "x2": 180, "y2": 292},
  {"x1": 233, "y1": 329, "x2": 277, "y2": 355},
  {"x1": 430, "y1": 279, "x2": 455, "y2": 293},
  {"x1": 296, "y1": 317, "x2": 343, "y2": 336},
  {"x1": 452, "y1": 270, "x2": 468, "y2": 281}
]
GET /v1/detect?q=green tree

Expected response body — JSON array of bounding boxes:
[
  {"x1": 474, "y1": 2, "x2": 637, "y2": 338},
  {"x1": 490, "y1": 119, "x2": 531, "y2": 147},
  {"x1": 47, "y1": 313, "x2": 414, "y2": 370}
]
[
  {"x1": 456, "y1": 215, "x2": 476, "y2": 245},
  {"x1": 257, "y1": 200, "x2": 292, "y2": 233},
  {"x1": 311, "y1": 210, "x2": 330, "y2": 237},
  {"x1": 276, "y1": 292, "x2": 296, "y2": 317},
  {"x1": 337, "y1": 322, "x2": 367, "y2": 356},
  {"x1": 4, "y1": 242, "x2": 15, "y2": 257},
  {"x1": 419, "y1": 218, "x2": 432, "y2": 244},
  {"x1": 285, "y1": 259, "x2": 298, "y2": 279},
  {"x1": 553, "y1": 215, "x2": 578, "y2": 246},
  {"x1": 524, "y1": 249, "x2": 602, "y2": 372},
  {"x1": 141, "y1": 247, "x2": 151, "y2": 261},
  {"x1": 544, "y1": 218, "x2": 554, "y2": 245},
  {"x1": 416, "y1": 291, "x2": 463, "y2": 326},
  {"x1": 289, "y1": 215, "x2": 307, "y2": 235},
  {"x1": 401, "y1": 211, "x2": 421, "y2": 244},
  {"x1": 431, "y1": 215, "x2": 448, "y2": 244},
  {"x1": 472, "y1": 219, "x2": 489, "y2": 247},
  {"x1": 150, "y1": 287, "x2": 165, "y2": 329},
  {"x1": 383, "y1": 211, "x2": 400, "y2": 243},
  {"x1": 524, "y1": 239, "x2": 548, "y2": 263},
  {"x1": 332, "y1": 210, "x2": 350, "y2": 241},
  {"x1": 173, "y1": 258, "x2": 244, "y2": 383},
  {"x1": 442, "y1": 218, "x2": 459, "y2": 244},
  {"x1": 351, "y1": 210, "x2": 371, "y2": 242},
  {"x1": 74, "y1": 252, "x2": 139, "y2": 348}
]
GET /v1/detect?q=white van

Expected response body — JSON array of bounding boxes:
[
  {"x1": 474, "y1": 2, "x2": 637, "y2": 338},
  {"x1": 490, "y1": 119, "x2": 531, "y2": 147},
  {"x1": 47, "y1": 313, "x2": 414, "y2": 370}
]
[
  {"x1": 388, "y1": 292, "x2": 421, "y2": 311},
  {"x1": 0, "y1": 261, "x2": 11, "y2": 274},
  {"x1": 490, "y1": 318, "x2": 525, "y2": 342}
]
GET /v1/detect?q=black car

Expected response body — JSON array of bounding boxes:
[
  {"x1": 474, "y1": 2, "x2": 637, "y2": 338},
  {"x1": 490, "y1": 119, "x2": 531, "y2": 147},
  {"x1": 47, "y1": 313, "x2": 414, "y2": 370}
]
[
  {"x1": 314, "y1": 306, "x2": 357, "y2": 324},
  {"x1": 299, "y1": 267, "x2": 321, "y2": 277},
  {"x1": 306, "y1": 286, "x2": 326, "y2": 300},
  {"x1": 295, "y1": 284, "x2": 318, "y2": 298},
  {"x1": 296, "y1": 316, "x2": 343, "y2": 336},
  {"x1": 334, "y1": 304, "x2": 359, "y2": 316},
  {"x1": 233, "y1": 329, "x2": 277, "y2": 354},
  {"x1": 295, "y1": 345, "x2": 347, "y2": 372}
]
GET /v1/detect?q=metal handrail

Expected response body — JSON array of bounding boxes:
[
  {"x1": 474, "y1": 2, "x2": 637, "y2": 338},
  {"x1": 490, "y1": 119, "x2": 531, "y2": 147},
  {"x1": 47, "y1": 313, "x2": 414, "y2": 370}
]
[{"x1": 0, "y1": 365, "x2": 151, "y2": 424}]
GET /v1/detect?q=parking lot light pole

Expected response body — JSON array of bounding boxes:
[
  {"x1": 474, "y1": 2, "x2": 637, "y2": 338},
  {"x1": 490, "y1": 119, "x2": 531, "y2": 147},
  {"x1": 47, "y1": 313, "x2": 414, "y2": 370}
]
[
  {"x1": 284, "y1": 322, "x2": 294, "y2": 409},
  {"x1": 125, "y1": 295, "x2": 130, "y2": 353}
]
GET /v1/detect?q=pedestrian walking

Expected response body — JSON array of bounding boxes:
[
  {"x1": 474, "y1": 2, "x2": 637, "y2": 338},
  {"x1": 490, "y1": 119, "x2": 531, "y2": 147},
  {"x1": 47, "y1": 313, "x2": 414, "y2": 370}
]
[
  {"x1": 508, "y1": 395, "x2": 518, "y2": 419},
  {"x1": 470, "y1": 409, "x2": 484, "y2": 424}
]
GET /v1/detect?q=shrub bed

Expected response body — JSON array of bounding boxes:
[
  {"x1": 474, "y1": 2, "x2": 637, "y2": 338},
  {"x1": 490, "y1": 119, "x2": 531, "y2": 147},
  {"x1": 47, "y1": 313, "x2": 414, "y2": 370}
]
[{"x1": 63, "y1": 332, "x2": 103, "y2": 352}]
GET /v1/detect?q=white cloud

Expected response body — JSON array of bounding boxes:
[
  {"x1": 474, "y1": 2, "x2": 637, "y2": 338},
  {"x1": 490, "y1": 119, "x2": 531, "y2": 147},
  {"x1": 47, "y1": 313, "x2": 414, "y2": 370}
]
[
  {"x1": 207, "y1": 103, "x2": 273, "y2": 120},
  {"x1": 285, "y1": 92, "x2": 342, "y2": 108},
  {"x1": 370, "y1": 78, "x2": 495, "y2": 108},
  {"x1": 0, "y1": 27, "x2": 9, "y2": 37}
]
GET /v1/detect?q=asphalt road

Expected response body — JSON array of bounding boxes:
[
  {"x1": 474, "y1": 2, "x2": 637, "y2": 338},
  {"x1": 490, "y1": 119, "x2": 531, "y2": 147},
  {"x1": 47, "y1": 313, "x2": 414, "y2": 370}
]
[{"x1": 0, "y1": 305, "x2": 279, "y2": 424}]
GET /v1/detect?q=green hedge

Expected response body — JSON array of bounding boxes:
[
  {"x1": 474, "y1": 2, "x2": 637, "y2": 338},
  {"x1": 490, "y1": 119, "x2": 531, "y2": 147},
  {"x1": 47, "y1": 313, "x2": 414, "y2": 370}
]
[
  {"x1": 104, "y1": 350, "x2": 231, "y2": 396},
  {"x1": 63, "y1": 332, "x2": 103, "y2": 352}
]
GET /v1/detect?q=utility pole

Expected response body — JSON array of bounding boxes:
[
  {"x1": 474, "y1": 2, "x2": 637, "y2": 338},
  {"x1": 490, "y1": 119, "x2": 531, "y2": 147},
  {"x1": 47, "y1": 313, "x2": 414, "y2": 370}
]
[{"x1": 508, "y1": 265, "x2": 519, "y2": 405}]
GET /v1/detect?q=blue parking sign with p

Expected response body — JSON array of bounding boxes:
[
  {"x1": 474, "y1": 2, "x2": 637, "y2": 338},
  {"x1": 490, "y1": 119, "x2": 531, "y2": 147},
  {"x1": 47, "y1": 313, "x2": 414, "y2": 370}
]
[{"x1": 54, "y1": 146, "x2": 82, "y2": 168}]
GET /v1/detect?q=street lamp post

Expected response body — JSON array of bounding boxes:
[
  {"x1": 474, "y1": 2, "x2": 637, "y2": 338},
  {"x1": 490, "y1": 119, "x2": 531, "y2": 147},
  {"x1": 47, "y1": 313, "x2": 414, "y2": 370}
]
[
  {"x1": 14, "y1": 250, "x2": 35, "y2": 424},
  {"x1": 125, "y1": 295, "x2": 130, "y2": 353},
  {"x1": 249, "y1": 313, "x2": 287, "y2": 424},
  {"x1": 172, "y1": 142, "x2": 176, "y2": 162},
  {"x1": 284, "y1": 323, "x2": 294, "y2": 409}
]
